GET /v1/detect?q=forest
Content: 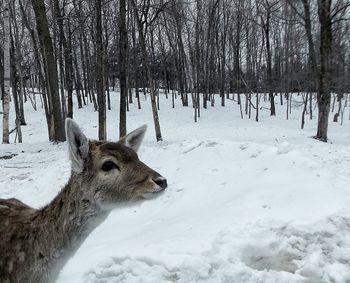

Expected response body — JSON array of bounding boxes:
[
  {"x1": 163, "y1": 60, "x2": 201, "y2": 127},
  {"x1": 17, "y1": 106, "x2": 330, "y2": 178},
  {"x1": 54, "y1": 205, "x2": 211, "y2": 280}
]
[{"x1": 1, "y1": 0, "x2": 349, "y2": 144}]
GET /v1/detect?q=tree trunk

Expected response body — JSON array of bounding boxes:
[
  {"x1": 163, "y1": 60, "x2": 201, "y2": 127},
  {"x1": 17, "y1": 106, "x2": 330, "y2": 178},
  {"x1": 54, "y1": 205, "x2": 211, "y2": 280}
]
[
  {"x1": 119, "y1": 0, "x2": 127, "y2": 137},
  {"x1": 19, "y1": 0, "x2": 51, "y2": 136},
  {"x1": 264, "y1": 11, "x2": 276, "y2": 116},
  {"x1": 103, "y1": 2, "x2": 111, "y2": 111},
  {"x1": 96, "y1": 0, "x2": 106, "y2": 140},
  {"x1": 32, "y1": 0, "x2": 65, "y2": 142},
  {"x1": 53, "y1": 0, "x2": 74, "y2": 119},
  {"x1": 10, "y1": 0, "x2": 26, "y2": 125},
  {"x1": 131, "y1": 0, "x2": 162, "y2": 141},
  {"x1": 302, "y1": 0, "x2": 319, "y2": 92},
  {"x1": 11, "y1": 39, "x2": 22, "y2": 143},
  {"x1": 2, "y1": 0, "x2": 10, "y2": 144},
  {"x1": 315, "y1": 0, "x2": 332, "y2": 142}
]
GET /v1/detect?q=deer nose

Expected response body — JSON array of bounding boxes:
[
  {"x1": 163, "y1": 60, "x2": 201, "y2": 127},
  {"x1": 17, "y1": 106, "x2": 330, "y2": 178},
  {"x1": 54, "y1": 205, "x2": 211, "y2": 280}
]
[{"x1": 153, "y1": 177, "x2": 167, "y2": 189}]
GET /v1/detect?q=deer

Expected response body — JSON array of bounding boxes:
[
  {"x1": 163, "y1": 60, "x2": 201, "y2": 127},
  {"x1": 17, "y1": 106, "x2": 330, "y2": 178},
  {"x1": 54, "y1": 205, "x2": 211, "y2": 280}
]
[{"x1": 0, "y1": 118, "x2": 167, "y2": 283}]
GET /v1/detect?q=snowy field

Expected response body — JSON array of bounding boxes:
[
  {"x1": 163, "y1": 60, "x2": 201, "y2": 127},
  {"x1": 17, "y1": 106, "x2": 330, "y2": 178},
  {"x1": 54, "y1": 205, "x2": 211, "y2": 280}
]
[{"x1": 1, "y1": 92, "x2": 350, "y2": 283}]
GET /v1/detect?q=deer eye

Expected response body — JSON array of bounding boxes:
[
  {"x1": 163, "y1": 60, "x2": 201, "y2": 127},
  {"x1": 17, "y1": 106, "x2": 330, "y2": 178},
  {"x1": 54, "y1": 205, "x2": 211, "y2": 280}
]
[{"x1": 101, "y1": 161, "x2": 119, "y2": 172}]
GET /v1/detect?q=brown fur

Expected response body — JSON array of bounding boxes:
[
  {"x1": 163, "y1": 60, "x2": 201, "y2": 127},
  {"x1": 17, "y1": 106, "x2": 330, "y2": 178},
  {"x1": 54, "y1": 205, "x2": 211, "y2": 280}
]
[{"x1": 0, "y1": 137, "x2": 166, "y2": 283}]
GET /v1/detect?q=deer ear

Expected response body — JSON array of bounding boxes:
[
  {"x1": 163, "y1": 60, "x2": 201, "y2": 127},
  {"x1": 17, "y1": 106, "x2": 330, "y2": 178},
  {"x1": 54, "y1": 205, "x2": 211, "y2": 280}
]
[
  {"x1": 65, "y1": 118, "x2": 89, "y2": 173},
  {"x1": 119, "y1": 125, "x2": 147, "y2": 152}
]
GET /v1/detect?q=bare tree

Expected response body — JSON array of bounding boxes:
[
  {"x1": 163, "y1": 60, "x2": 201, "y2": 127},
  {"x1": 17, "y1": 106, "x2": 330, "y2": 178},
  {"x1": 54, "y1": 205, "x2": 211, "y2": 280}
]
[
  {"x1": 53, "y1": 0, "x2": 74, "y2": 119},
  {"x1": 96, "y1": 0, "x2": 106, "y2": 140},
  {"x1": 10, "y1": 0, "x2": 26, "y2": 126},
  {"x1": 119, "y1": 0, "x2": 127, "y2": 137},
  {"x1": 31, "y1": 0, "x2": 65, "y2": 141},
  {"x1": 2, "y1": 0, "x2": 10, "y2": 144},
  {"x1": 130, "y1": 0, "x2": 166, "y2": 141},
  {"x1": 258, "y1": 0, "x2": 280, "y2": 116},
  {"x1": 315, "y1": 0, "x2": 332, "y2": 141}
]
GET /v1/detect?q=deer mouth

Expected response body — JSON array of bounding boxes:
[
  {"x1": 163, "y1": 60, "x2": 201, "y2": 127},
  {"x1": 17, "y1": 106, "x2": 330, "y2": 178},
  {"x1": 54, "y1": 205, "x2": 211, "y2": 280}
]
[
  {"x1": 142, "y1": 185, "x2": 166, "y2": 199},
  {"x1": 152, "y1": 185, "x2": 166, "y2": 193}
]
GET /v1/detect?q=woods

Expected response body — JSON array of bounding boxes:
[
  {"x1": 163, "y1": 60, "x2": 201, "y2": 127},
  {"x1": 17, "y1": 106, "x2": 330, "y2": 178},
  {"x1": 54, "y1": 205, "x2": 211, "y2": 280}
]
[{"x1": 1, "y1": 0, "x2": 349, "y2": 143}]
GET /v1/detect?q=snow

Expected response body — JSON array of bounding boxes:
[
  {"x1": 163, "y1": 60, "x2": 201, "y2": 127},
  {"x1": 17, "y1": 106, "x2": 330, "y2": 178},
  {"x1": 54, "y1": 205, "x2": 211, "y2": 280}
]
[{"x1": 1, "y1": 92, "x2": 350, "y2": 282}]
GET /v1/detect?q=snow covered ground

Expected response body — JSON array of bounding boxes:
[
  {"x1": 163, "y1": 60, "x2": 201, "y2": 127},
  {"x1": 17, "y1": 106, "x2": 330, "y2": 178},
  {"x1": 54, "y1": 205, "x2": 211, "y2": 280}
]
[{"x1": 1, "y1": 92, "x2": 350, "y2": 282}]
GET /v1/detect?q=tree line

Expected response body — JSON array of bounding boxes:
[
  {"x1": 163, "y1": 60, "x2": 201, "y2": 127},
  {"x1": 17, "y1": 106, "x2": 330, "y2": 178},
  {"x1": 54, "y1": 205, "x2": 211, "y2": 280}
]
[{"x1": 1, "y1": 0, "x2": 349, "y2": 144}]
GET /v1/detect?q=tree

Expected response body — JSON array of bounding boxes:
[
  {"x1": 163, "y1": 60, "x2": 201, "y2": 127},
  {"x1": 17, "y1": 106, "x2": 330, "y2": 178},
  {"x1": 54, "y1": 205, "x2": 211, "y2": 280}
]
[
  {"x1": 96, "y1": 0, "x2": 106, "y2": 140},
  {"x1": 53, "y1": 0, "x2": 74, "y2": 119},
  {"x1": 130, "y1": 0, "x2": 165, "y2": 141},
  {"x1": 10, "y1": 37, "x2": 23, "y2": 142},
  {"x1": 10, "y1": 0, "x2": 26, "y2": 126},
  {"x1": 2, "y1": 0, "x2": 10, "y2": 144},
  {"x1": 31, "y1": 0, "x2": 65, "y2": 141},
  {"x1": 258, "y1": 0, "x2": 280, "y2": 116},
  {"x1": 315, "y1": 0, "x2": 332, "y2": 141},
  {"x1": 119, "y1": 0, "x2": 127, "y2": 137}
]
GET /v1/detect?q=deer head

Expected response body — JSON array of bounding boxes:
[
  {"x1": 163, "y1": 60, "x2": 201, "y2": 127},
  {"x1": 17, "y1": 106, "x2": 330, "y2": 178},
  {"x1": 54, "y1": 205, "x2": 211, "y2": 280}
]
[{"x1": 65, "y1": 118, "x2": 167, "y2": 210}]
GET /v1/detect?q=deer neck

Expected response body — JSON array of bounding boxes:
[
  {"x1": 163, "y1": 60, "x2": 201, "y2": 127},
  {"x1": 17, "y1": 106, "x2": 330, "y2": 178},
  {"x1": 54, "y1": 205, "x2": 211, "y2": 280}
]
[{"x1": 36, "y1": 173, "x2": 108, "y2": 281}]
